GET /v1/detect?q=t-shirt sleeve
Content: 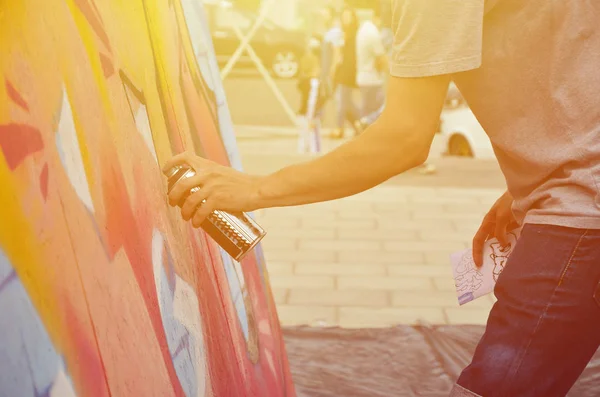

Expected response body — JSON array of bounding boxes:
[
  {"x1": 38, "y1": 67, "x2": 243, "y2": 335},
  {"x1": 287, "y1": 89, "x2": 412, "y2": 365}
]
[{"x1": 390, "y1": 0, "x2": 484, "y2": 77}]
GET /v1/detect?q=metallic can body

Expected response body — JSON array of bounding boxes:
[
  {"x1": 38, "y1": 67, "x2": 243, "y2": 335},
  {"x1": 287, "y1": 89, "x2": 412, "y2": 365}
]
[{"x1": 166, "y1": 165, "x2": 266, "y2": 261}]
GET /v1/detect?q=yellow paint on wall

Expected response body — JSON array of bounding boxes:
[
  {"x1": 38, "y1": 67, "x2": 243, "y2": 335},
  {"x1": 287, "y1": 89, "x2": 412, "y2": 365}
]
[
  {"x1": 64, "y1": 0, "x2": 115, "y2": 191},
  {"x1": 0, "y1": 159, "x2": 63, "y2": 341}
]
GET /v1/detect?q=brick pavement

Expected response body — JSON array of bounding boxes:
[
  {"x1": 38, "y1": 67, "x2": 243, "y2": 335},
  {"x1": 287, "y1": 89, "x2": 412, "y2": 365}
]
[
  {"x1": 252, "y1": 186, "x2": 503, "y2": 328},
  {"x1": 237, "y1": 129, "x2": 506, "y2": 328}
]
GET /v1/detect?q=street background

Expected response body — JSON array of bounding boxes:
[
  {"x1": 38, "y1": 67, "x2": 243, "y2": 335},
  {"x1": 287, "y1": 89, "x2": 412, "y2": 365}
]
[
  {"x1": 223, "y1": 70, "x2": 507, "y2": 327},
  {"x1": 224, "y1": 71, "x2": 349, "y2": 128}
]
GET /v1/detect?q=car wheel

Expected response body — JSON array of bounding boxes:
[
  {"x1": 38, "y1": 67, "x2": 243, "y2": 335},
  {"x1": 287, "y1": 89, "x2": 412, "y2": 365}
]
[
  {"x1": 448, "y1": 134, "x2": 474, "y2": 157},
  {"x1": 271, "y1": 50, "x2": 299, "y2": 79}
]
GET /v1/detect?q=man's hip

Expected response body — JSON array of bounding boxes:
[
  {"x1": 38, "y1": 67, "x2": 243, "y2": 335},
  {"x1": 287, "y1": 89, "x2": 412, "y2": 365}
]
[{"x1": 453, "y1": 223, "x2": 600, "y2": 397}]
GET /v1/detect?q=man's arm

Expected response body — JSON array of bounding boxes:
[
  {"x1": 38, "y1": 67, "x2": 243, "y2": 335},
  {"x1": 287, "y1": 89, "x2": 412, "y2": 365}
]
[
  {"x1": 162, "y1": 0, "x2": 484, "y2": 222},
  {"x1": 255, "y1": 75, "x2": 450, "y2": 208}
]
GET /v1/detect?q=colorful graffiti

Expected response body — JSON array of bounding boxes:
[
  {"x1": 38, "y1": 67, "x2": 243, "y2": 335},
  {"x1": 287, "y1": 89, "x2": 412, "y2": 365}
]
[{"x1": 0, "y1": 0, "x2": 295, "y2": 396}]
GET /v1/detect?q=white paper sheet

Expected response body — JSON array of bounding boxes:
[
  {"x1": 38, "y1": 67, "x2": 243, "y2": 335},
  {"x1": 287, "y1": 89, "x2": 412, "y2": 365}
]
[{"x1": 450, "y1": 229, "x2": 520, "y2": 305}]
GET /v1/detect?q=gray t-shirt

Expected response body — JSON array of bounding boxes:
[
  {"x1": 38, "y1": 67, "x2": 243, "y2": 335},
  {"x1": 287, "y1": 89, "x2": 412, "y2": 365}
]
[{"x1": 390, "y1": 0, "x2": 600, "y2": 229}]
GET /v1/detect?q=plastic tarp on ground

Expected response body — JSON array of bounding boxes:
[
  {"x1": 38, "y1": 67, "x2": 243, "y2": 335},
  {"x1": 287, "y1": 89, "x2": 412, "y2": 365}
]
[{"x1": 283, "y1": 325, "x2": 600, "y2": 397}]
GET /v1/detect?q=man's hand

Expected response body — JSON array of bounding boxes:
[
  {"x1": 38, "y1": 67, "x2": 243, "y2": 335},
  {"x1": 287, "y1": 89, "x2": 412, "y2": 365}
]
[
  {"x1": 473, "y1": 191, "x2": 517, "y2": 267},
  {"x1": 162, "y1": 152, "x2": 263, "y2": 228}
]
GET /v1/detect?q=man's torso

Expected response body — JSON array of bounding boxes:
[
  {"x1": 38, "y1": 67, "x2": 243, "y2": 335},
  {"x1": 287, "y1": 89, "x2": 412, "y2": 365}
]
[
  {"x1": 389, "y1": 0, "x2": 600, "y2": 228},
  {"x1": 455, "y1": 0, "x2": 600, "y2": 228}
]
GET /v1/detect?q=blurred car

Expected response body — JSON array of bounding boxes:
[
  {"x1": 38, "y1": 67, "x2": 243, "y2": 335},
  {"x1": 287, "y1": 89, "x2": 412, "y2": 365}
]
[
  {"x1": 440, "y1": 83, "x2": 495, "y2": 159},
  {"x1": 205, "y1": 2, "x2": 307, "y2": 79}
]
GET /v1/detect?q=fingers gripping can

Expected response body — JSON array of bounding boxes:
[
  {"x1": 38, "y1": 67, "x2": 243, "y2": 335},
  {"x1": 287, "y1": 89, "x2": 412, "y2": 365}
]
[{"x1": 166, "y1": 165, "x2": 266, "y2": 261}]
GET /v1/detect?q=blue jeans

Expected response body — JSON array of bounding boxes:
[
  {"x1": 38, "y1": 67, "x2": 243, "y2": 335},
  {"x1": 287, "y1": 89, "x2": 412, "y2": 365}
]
[{"x1": 452, "y1": 224, "x2": 600, "y2": 397}]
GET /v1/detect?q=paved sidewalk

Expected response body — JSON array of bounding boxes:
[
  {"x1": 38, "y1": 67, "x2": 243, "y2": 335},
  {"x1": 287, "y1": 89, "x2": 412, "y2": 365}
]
[{"x1": 236, "y1": 129, "x2": 506, "y2": 328}]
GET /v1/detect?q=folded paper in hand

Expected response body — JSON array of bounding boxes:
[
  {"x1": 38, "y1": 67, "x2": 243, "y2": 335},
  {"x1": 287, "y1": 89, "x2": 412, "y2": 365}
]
[{"x1": 450, "y1": 230, "x2": 521, "y2": 305}]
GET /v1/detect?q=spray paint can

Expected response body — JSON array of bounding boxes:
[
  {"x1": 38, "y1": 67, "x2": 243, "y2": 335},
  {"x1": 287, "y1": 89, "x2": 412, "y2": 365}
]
[{"x1": 166, "y1": 164, "x2": 266, "y2": 261}]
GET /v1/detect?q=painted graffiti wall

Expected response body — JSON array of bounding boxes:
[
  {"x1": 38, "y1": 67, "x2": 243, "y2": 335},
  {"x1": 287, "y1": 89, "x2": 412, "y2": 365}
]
[{"x1": 0, "y1": 0, "x2": 295, "y2": 396}]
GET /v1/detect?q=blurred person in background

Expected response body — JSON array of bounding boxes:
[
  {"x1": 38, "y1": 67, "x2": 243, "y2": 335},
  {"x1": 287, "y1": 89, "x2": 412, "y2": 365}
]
[
  {"x1": 378, "y1": 0, "x2": 394, "y2": 54},
  {"x1": 296, "y1": 36, "x2": 325, "y2": 155},
  {"x1": 166, "y1": 1, "x2": 600, "y2": 395},
  {"x1": 330, "y1": 6, "x2": 363, "y2": 139},
  {"x1": 318, "y1": 6, "x2": 343, "y2": 104},
  {"x1": 356, "y1": 4, "x2": 387, "y2": 128}
]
